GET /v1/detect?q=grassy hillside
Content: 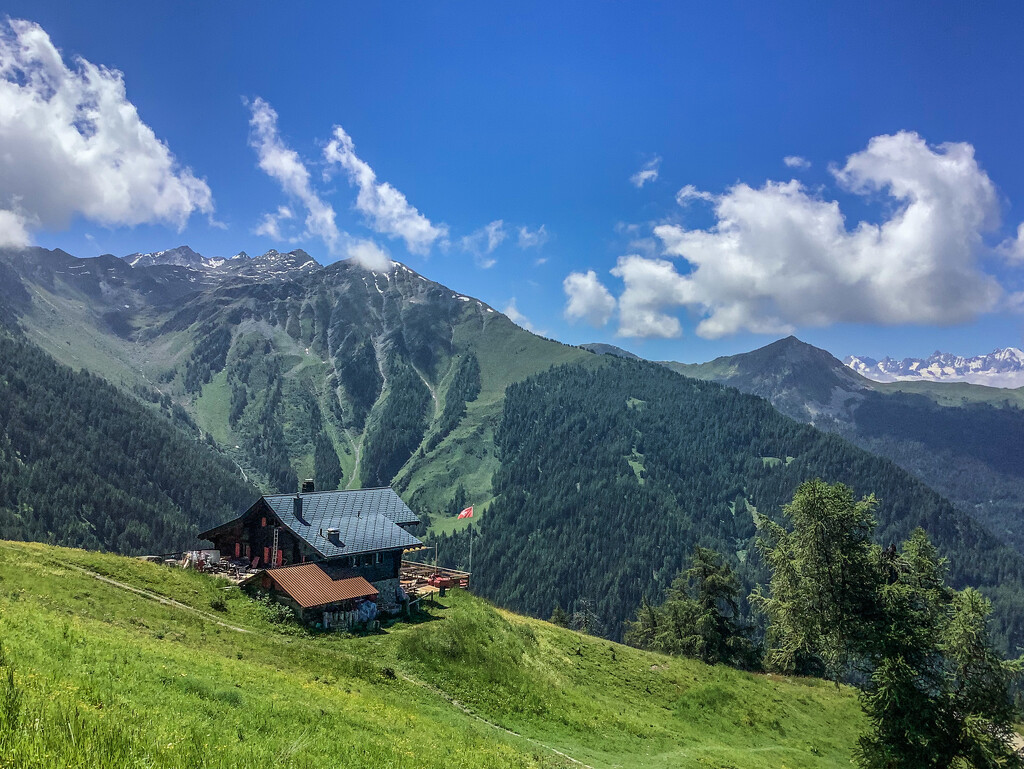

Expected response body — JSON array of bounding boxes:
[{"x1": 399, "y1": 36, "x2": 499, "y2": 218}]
[
  {"x1": 0, "y1": 540, "x2": 864, "y2": 768},
  {"x1": 874, "y1": 379, "x2": 1024, "y2": 408},
  {"x1": 397, "y1": 314, "x2": 592, "y2": 519}
]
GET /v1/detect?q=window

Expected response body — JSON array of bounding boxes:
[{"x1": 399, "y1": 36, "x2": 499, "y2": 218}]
[{"x1": 375, "y1": 552, "x2": 383, "y2": 564}]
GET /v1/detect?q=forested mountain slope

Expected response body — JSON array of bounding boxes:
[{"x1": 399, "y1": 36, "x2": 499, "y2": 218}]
[
  {"x1": 459, "y1": 361, "x2": 1024, "y2": 650},
  {"x1": 0, "y1": 333, "x2": 255, "y2": 553},
  {"x1": 0, "y1": 246, "x2": 588, "y2": 518},
  {"x1": 664, "y1": 336, "x2": 1024, "y2": 555}
]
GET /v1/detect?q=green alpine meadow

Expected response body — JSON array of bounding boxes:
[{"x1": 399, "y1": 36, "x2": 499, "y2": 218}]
[{"x1": 0, "y1": 540, "x2": 865, "y2": 769}]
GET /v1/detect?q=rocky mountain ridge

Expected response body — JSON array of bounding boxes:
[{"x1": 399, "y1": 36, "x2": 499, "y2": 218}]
[{"x1": 123, "y1": 244, "x2": 321, "y2": 279}]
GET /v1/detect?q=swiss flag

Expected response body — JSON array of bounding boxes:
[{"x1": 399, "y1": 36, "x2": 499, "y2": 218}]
[{"x1": 457, "y1": 506, "x2": 474, "y2": 519}]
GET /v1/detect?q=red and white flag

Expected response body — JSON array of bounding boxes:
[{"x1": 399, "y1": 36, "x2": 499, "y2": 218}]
[{"x1": 457, "y1": 506, "x2": 474, "y2": 519}]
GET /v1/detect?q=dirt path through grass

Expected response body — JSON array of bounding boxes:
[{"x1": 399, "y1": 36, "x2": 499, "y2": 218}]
[
  {"x1": 394, "y1": 670, "x2": 595, "y2": 768},
  {"x1": 66, "y1": 563, "x2": 253, "y2": 633},
  {"x1": 69, "y1": 561, "x2": 594, "y2": 768}
]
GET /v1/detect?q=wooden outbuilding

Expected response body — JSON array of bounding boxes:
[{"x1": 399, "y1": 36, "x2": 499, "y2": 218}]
[{"x1": 242, "y1": 563, "x2": 380, "y2": 629}]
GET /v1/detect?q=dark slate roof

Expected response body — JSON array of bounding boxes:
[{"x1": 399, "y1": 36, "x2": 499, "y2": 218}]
[
  {"x1": 263, "y1": 487, "x2": 419, "y2": 527},
  {"x1": 264, "y1": 488, "x2": 421, "y2": 558},
  {"x1": 293, "y1": 512, "x2": 421, "y2": 559},
  {"x1": 200, "y1": 487, "x2": 422, "y2": 559}
]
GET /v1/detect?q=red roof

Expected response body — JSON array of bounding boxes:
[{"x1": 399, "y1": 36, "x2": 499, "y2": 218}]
[{"x1": 253, "y1": 563, "x2": 378, "y2": 609}]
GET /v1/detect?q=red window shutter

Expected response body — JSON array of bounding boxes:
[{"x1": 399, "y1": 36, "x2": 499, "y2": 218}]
[
  {"x1": 234, "y1": 542, "x2": 241, "y2": 558},
  {"x1": 261, "y1": 517, "x2": 266, "y2": 527},
  {"x1": 264, "y1": 546, "x2": 270, "y2": 563},
  {"x1": 276, "y1": 550, "x2": 283, "y2": 567}
]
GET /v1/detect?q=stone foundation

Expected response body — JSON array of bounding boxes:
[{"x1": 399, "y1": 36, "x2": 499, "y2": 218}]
[{"x1": 372, "y1": 578, "x2": 402, "y2": 612}]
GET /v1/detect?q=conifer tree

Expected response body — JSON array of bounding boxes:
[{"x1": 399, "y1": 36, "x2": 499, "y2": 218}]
[
  {"x1": 549, "y1": 605, "x2": 569, "y2": 627},
  {"x1": 857, "y1": 530, "x2": 951, "y2": 767},
  {"x1": 753, "y1": 479, "x2": 881, "y2": 679},
  {"x1": 757, "y1": 481, "x2": 1023, "y2": 768},
  {"x1": 857, "y1": 533, "x2": 1023, "y2": 768},
  {"x1": 626, "y1": 547, "x2": 752, "y2": 667}
]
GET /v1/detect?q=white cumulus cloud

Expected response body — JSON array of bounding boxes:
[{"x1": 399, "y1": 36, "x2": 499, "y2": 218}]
[
  {"x1": 249, "y1": 97, "x2": 341, "y2": 252},
  {"x1": 254, "y1": 205, "x2": 294, "y2": 240},
  {"x1": 613, "y1": 131, "x2": 1004, "y2": 339},
  {"x1": 996, "y1": 223, "x2": 1024, "y2": 263},
  {"x1": 0, "y1": 209, "x2": 30, "y2": 248},
  {"x1": 324, "y1": 126, "x2": 447, "y2": 254},
  {"x1": 610, "y1": 256, "x2": 691, "y2": 338},
  {"x1": 346, "y1": 238, "x2": 392, "y2": 272},
  {"x1": 248, "y1": 97, "x2": 390, "y2": 271},
  {"x1": 563, "y1": 270, "x2": 616, "y2": 327},
  {"x1": 0, "y1": 19, "x2": 213, "y2": 246},
  {"x1": 783, "y1": 155, "x2": 811, "y2": 169},
  {"x1": 630, "y1": 157, "x2": 661, "y2": 188}
]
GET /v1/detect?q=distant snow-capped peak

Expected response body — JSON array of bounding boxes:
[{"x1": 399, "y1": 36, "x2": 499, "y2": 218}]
[
  {"x1": 123, "y1": 245, "x2": 206, "y2": 268},
  {"x1": 845, "y1": 347, "x2": 1024, "y2": 388}
]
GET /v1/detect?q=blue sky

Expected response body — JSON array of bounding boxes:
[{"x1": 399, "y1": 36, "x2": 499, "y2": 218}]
[{"x1": 3, "y1": 1, "x2": 1024, "y2": 362}]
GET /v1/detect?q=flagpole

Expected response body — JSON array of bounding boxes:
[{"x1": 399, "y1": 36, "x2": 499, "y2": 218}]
[{"x1": 469, "y1": 522, "x2": 473, "y2": 576}]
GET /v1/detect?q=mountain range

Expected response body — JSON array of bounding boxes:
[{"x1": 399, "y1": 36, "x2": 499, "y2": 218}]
[
  {"x1": 664, "y1": 337, "x2": 1024, "y2": 556},
  {"x1": 3, "y1": 244, "x2": 1024, "y2": 647},
  {"x1": 846, "y1": 347, "x2": 1024, "y2": 387}
]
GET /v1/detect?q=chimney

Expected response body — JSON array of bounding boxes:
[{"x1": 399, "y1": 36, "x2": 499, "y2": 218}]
[
  {"x1": 301, "y1": 478, "x2": 314, "y2": 493},
  {"x1": 325, "y1": 527, "x2": 343, "y2": 546},
  {"x1": 293, "y1": 494, "x2": 302, "y2": 519}
]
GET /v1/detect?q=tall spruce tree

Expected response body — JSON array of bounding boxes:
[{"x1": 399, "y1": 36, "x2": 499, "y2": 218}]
[
  {"x1": 941, "y1": 588, "x2": 1023, "y2": 767},
  {"x1": 549, "y1": 605, "x2": 569, "y2": 628},
  {"x1": 753, "y1": 479, "x2": 881, "y2": 679},
  {"x1": 758, "y1": 481, "x2": 1023, "y2": 768},
  {"x1": 857, "y1": 530, "x2": 952, "y2": 767},
  {"x1": 858, "y1": 533, "x2": 1023, "y2": 768}
]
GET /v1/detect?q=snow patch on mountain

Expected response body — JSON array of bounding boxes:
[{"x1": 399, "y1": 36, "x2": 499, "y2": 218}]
[
  {"x1": 845, "y1": 348, "x2": 1024, "y2": 388},
  {"x1": 124, "y1": 245, "x2": 207, "y2": 268}
]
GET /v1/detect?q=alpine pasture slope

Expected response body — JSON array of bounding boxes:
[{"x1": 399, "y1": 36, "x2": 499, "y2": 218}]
[{"x1": 0, "y1": 540, "x2": 863, "y2": 769}]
